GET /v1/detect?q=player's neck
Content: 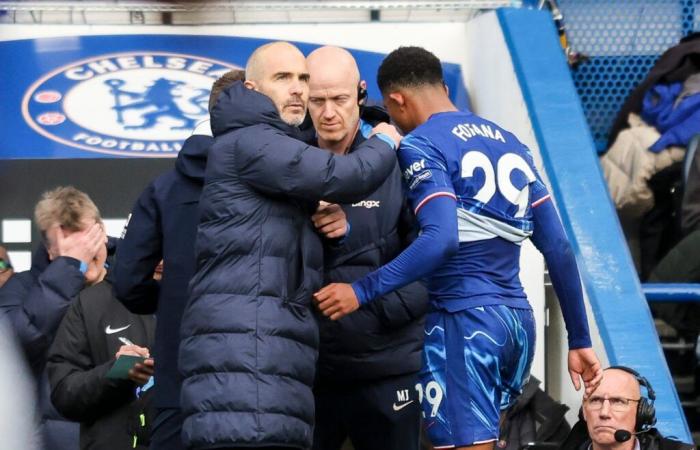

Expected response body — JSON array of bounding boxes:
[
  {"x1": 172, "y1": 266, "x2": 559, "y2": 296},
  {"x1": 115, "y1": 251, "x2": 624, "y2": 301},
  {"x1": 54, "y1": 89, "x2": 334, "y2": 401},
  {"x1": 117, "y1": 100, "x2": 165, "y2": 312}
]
[{"x1": 414, "y1": 96, "x2": 458, "y2": 125}]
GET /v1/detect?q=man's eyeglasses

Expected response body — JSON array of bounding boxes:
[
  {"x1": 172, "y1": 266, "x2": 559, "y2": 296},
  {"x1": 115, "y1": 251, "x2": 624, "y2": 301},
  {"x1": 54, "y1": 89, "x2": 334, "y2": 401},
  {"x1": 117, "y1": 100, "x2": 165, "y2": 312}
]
[
  {"x1": 0, "y1": 259, "x2": 12, "y2": 273},
  {"x1": 585, "y1": 395, "x2": 641, "y2": 412}
]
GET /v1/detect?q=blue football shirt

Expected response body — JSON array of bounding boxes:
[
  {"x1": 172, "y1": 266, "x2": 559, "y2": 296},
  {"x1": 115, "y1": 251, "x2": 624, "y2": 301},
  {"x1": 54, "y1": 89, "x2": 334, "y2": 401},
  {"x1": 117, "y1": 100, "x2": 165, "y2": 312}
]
[{"x1": 397, "y1": 111, "x2": 550, "y2": 311}]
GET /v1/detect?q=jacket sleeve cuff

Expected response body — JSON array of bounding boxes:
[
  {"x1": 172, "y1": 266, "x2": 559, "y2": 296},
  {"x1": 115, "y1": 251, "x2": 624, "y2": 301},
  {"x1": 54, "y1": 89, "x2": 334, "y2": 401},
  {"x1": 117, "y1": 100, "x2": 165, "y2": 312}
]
[{"x1": 62, "y1": 256, "x2": 88, "y2": 274}]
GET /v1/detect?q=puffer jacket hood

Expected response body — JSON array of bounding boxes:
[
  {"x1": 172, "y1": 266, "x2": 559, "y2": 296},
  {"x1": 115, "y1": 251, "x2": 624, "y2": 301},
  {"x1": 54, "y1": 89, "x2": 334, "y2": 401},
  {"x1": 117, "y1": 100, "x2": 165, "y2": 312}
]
[
  {"x1": 174, "y1": 132, "x2": 212, "y2": 184},
  {"x1": 210, "y1": 81, "x2": 299, "y2": 138}
]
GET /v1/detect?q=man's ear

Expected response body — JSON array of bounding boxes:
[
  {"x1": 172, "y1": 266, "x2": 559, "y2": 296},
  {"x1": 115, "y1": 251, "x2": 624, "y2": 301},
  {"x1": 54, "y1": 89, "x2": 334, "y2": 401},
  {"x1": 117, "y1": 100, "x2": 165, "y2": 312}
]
[
  {"x1": 387, "y1": 91, "x2": 405, "y2": 108},
  {"x1": 244, "y1": 80, "x2": 257, "y2": 91}
]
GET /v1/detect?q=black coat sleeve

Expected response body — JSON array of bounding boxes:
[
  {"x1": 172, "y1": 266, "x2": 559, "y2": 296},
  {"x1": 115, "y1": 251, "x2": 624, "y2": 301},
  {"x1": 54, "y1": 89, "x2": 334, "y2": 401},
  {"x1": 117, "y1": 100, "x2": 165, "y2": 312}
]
[
  {"x1": 397, "y1": 198, "x2": 419, "y2": 246},
  {"x1": 113, "y1": 183, "x2": 162, "y2": 315},
  {"x1": 47, "y1": 297, "x2": 135, "y2": 421},
  {"x1": 235, "y1": 126, "x2": 397, "y2": 204},
  {"x1": 0, "y1": 257, "x2": 85, "y2": 372},
  {"x1": 373, "y1": 281, "x2": 429, "y2": 329}
]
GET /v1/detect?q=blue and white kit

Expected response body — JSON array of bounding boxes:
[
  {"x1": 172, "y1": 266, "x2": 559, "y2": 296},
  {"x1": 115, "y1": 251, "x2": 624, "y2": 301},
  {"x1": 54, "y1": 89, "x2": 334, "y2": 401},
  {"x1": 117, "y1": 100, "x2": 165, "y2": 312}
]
[{"x1": 352, "y1": 111, "x2": 591, "y2": 447}]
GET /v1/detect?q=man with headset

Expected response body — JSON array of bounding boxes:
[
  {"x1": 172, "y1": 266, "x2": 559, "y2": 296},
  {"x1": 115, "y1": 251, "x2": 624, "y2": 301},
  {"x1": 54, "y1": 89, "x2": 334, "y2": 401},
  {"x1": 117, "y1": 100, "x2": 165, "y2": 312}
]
[
  {"x1": 562, "y1": 366, "x2": 694, "y2": 450},
  {"x1": 306, "y1": 45, "x2": 428, "y2": 450}
]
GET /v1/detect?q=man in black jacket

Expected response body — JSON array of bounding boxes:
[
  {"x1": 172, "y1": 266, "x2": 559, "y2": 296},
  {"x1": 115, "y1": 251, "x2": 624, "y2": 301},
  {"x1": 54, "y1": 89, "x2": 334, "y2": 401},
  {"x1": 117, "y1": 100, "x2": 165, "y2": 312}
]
[
  {"x1": 47, "y1": 265, "x2": 156, "y2": 449},
  {"x1": 0, "y1": 186, "x2": 107, "y2": 450},
  {"x1": 113, "y1": 69, "x2": 245, "y2": 450},
  {"x1": 178, "y1": 41, "x2": 400, "y2": 450},
  {"x1": 306, "y1": 46, "x2": 429, "y2": 450}
]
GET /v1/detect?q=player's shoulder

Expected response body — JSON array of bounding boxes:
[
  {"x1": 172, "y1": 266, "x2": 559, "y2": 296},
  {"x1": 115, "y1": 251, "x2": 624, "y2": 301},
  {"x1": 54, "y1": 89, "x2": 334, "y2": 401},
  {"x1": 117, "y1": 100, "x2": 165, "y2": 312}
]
[{"x1": 400, "y1": 111, "x2": 470, "y2": 152}]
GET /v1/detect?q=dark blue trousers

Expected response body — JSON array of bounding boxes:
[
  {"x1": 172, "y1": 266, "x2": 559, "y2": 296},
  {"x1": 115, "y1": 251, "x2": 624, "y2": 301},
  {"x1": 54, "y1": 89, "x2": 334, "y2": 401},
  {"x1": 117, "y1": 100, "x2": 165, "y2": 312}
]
[{"x1": 312, "y1": 372, "x2": 421, "y2": 450}]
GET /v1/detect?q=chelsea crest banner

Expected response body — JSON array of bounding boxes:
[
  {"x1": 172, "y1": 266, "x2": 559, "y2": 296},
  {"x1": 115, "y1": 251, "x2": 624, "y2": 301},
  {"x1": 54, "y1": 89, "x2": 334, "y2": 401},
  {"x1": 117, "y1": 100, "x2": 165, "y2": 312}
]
[{"x1": 0, "y1": 34, "x2": 469, "y2": 159}]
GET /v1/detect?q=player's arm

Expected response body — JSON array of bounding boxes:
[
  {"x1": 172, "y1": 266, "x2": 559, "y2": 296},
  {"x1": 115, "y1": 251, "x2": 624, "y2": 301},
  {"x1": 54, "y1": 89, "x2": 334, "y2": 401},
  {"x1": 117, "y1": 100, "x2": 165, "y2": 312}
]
[
  {"x1": 530, "y1": 191, "x2": 602, "y2": 395},
  {"x1": 314, "y1": 135, "x2": 459, "y2": 319},
  {"x1": 530, "y1": 195, "x2": 590, "y2": 348},
  {"x1": 314, "y1": 196, "x2": 457, "y2": 320}
]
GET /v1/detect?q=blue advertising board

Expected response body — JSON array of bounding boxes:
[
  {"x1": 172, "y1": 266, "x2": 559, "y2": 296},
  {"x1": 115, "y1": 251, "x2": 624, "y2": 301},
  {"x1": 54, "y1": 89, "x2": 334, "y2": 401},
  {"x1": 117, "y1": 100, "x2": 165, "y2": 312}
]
[{"x1": 0, "y1": 34, "x2": 469, "y2": 159}]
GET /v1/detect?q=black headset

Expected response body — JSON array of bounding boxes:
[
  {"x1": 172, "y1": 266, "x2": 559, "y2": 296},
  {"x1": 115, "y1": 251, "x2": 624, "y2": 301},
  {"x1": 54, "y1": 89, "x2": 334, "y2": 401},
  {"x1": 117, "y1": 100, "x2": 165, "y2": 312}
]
[
  {"x1": 357, "y1": 82, "x2": 368, "y2": 106},
  {"x1": 579, "y1": 365, "x2": 656, "y2": 432},
  {"x1": 611, "y1": 366, "x2": 656, "y2": 431}
]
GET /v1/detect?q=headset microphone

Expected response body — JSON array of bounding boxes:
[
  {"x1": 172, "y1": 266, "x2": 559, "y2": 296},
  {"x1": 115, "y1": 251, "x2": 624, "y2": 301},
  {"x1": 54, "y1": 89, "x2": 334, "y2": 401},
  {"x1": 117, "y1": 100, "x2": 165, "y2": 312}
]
[
  {"x1": 614, "y1": 430, "x2": 633, "y2": 442},
  {"x1": 614, "y1": 428, "x2": 652, "y2": 443}
]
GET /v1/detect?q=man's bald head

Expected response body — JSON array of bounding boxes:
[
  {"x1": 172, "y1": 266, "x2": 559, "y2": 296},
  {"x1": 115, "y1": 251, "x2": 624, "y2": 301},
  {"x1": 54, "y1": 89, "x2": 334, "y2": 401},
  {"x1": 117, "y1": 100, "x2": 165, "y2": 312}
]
[
  {"x1": 244, "y1": 41, "x2": 309, "y2": 126},
  {"x1": 306, "y1": 46, "x2": 364, "y2": 153},
  {"x1": 245, "y1": 41, "x2": 305, "y2": 83},
  {"x1": 306, "y1": 46, "x2": 361, "y2": 87}
]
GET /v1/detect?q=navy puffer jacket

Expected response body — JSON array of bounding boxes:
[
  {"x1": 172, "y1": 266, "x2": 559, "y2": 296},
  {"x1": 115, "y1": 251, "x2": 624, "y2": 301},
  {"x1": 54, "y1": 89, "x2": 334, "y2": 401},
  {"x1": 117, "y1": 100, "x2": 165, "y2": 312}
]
[{"x1": 178, "y1": 82, "x2": 396, "y2": 449}]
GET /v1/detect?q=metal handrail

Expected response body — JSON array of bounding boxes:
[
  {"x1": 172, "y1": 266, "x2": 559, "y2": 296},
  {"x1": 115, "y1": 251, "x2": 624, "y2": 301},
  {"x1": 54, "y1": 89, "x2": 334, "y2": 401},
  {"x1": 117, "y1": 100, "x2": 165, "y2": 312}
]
[{"x1": 642, "y1": 283, "x2": 700, "y2": 302}]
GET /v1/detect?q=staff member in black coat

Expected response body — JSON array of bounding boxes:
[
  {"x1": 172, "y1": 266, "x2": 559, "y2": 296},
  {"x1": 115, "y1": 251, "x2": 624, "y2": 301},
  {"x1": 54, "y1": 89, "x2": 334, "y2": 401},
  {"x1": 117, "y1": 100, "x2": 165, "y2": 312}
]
[
  {"x1": 113, "y1": 69, "x2": 245, "y2": 450},
  {"x1": 306, "y1": 46, "x2": 429, "y2": 450},
  {"x1": 47, "y1": 268, "x2": 156, "y2": 450},
  {"x1": 178, "y1": 41, "x2": 400, "y2": 450}
]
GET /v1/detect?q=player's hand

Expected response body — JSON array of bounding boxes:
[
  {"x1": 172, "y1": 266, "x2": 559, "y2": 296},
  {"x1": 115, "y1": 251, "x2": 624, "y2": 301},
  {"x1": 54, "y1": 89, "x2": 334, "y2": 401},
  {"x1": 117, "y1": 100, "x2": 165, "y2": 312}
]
[
  {"x1": 313, "y1": 283, "x2": 360, "y2": 320},
  {"x1": 568, "y1": 347, "x2": 603, "y2": 397},
  {"x1": 47, "y1": 221, "x2": 105, "y2": 264},
  {"x1": 312, "y1": 202, "x2": 348, "y2": 239},
  {"x1": 371, "y1": 122, "x2": 402, "y2": 148}
]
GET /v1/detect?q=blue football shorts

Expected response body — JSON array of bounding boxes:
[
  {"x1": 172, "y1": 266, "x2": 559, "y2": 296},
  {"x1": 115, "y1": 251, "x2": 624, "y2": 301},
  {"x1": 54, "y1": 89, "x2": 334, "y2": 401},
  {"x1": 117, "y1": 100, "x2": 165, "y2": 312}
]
[{"x1": 418, "y1": 305, "x2": 536, "y2": 448}]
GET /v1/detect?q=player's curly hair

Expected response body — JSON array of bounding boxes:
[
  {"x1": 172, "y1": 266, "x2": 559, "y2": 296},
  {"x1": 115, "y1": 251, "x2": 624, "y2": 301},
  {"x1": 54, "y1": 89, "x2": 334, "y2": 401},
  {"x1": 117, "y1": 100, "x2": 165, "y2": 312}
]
[{"x1": 377, "y1": 46, "x2": 444, "y2": 94}]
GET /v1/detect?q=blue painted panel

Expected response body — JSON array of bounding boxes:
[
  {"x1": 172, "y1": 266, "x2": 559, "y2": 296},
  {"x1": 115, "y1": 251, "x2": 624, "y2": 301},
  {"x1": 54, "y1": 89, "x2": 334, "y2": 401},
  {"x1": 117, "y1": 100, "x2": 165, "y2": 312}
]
[
  {"x1": 0, "y1": 34, "x2": 469, "y2": 159},
  {"x1": 498, "y1": 7, "x2": 691, "y2": 441}
]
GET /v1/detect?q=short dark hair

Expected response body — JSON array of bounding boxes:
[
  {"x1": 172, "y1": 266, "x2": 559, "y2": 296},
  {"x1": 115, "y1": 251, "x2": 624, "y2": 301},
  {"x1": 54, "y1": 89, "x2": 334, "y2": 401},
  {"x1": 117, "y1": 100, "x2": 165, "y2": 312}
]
[
  {"x1": 209, "y1": 69, "x2": 246, "y2": 113},
  {"x1": 377, "y1": 46, "x2": 444, "y2": 94}
]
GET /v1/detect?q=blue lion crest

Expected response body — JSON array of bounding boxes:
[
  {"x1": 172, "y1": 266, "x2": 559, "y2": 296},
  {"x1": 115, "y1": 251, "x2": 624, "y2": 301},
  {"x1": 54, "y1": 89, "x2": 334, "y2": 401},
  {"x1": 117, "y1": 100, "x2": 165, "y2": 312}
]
[{"x1": 106, "y1": 77, "x2": 208, "y2": 130}]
